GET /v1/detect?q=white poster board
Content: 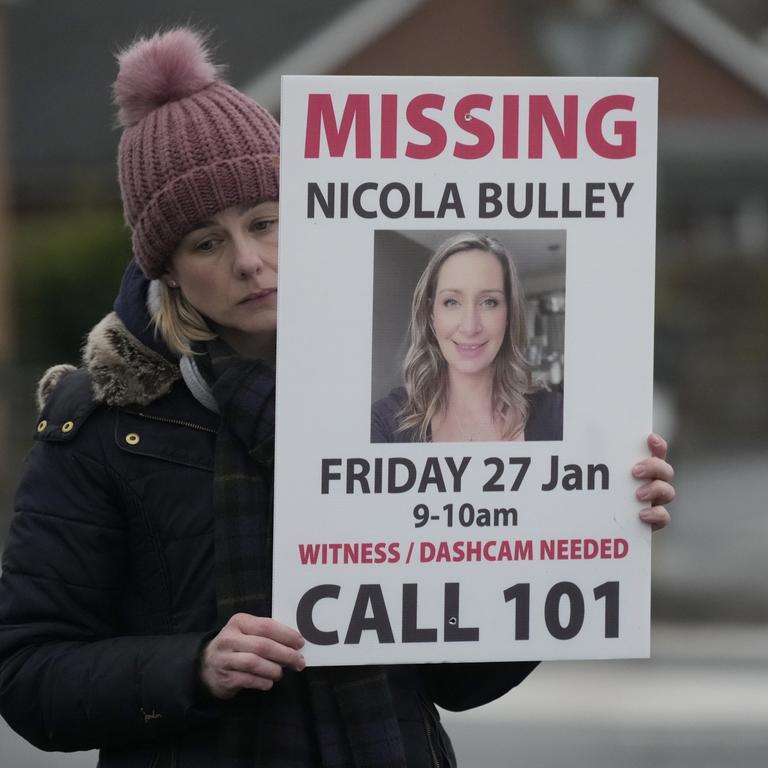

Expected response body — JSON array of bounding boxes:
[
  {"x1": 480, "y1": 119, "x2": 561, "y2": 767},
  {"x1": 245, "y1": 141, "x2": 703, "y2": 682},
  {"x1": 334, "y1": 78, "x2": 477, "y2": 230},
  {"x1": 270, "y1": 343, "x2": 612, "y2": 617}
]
[{"x1": 274, "y1": 76, "x2": 657, "y2": 666}]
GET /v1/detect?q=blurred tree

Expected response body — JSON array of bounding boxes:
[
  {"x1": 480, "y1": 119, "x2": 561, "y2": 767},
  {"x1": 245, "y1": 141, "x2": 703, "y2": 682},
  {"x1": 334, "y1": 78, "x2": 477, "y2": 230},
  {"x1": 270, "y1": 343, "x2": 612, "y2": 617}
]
[
  {"x1": 656, "y1": 253, "x2": 768, "y2": 451},
  {"x1": 11, "y1": 206, "x2": 129, "y2": 365},
  {"x1": 0, "y1": 6, "x2": 11, "y2": 364}
]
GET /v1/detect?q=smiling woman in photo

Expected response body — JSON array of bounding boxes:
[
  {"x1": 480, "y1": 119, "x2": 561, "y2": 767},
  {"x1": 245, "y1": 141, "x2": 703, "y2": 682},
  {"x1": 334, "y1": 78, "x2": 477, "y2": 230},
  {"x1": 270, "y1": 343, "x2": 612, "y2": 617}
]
[{"x1": 372, "y1": 232, "x2": 563, "y2": 443}]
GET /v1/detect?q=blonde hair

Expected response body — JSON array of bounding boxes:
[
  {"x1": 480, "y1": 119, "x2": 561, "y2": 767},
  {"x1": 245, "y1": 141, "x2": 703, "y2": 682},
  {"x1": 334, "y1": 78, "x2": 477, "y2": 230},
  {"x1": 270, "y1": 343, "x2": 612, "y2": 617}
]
[
  {"x1": 152, "y1": 280, "x2": 215, "y2": 357},
  {"x1": 398, "y1": 233, "x2": 534, "y2": 441}
]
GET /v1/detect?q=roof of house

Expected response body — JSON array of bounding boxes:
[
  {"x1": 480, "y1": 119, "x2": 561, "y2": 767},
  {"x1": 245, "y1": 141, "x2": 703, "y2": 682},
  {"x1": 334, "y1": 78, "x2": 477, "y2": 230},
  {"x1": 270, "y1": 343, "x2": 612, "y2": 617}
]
[
  {"x1": 6, "y1": 0, "x2": 375, "y2": 205},
  {"x1": 646, "y1": 0, "x2": 768, "y2": 102},
  {"x1": 6, "y1": 0, "x2": 768, "y2": 207}
]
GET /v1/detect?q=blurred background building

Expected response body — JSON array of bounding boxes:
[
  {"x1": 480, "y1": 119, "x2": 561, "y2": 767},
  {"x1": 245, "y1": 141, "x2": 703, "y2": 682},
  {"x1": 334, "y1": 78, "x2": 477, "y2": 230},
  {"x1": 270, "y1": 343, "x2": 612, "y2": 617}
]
[{"x1": 1, "y1": 1, "x2": 767, "y2": 766}]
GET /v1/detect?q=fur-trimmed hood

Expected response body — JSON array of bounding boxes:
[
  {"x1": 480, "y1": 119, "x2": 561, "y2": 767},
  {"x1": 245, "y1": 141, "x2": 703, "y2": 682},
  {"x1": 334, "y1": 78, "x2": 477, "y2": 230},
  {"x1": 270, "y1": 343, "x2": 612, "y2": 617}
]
[
  {"x1": 37, "y1": 260, "x2": 180, "y2": 411},
  {"x1": 37, "y1": 312, "x2": 179, "y2": 411}
]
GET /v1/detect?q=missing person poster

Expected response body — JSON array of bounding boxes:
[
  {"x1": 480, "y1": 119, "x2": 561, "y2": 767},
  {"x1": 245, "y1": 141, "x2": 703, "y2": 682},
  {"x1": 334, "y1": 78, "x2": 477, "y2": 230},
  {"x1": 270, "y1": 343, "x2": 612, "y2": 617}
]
[{"x1": 273, "y1": 76, "x2": 657, "y2": 666}]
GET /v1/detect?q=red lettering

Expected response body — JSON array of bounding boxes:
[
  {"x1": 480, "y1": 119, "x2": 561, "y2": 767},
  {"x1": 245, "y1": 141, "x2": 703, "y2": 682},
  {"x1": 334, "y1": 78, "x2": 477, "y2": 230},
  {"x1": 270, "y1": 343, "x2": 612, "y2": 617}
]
[
  {"x1": 502, "y1": 95, "x2": 520, "y2": 158},
  {"x1": 540, "y1": 538, "x2": 629, "y2": 560},
  {"x1": 528, "y1": 95, "x2": 578, "y2": 159},
  {"x1": 304, "y1": 93, "x2": 372, "y2": 158},
  {"x1": 586, "y1": 95, "x2": 636, "y2": 159},
  {"x1": 405, "y1": 93, "x2": 447, "y2": 160},
  {"x1": 298, "y1": 543, "x2": 321, "y2": 565},
  {"x1": 515, "y1": 539, "x2": 533, "y2": 560},
  {"x1": 571, "y1": 539, "x2": 582, "y2": 559},
  {"x1": 466, "y1": 540, "x2": 482, "y2": 560},
  {"x1": 380, "y1": 94, "x2": 398, "y2": 159},
  {"x1": 453, "y1": 94, "x2": 494, "y2": 159},
  {"x1": 304, "y1": 91, "x2": 639, "y2": 160}
]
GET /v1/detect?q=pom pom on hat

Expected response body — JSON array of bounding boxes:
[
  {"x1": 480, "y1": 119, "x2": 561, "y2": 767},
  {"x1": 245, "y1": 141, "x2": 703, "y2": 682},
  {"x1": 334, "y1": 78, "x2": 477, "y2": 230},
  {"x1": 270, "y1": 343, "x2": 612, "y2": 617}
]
[
  {"x1": 114, "y1": 28, "x2": 220, "y2": 128},
  {"x1": 113, "y1": 26, "x2": 280, "y2": 279}
]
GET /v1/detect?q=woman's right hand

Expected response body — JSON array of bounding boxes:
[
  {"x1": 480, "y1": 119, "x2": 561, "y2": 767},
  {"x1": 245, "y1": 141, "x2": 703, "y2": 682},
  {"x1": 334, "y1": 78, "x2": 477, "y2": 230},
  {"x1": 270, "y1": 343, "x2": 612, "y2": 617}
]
[{"x1": 200, "y1": 613, "x2": 306, "y2": 699}]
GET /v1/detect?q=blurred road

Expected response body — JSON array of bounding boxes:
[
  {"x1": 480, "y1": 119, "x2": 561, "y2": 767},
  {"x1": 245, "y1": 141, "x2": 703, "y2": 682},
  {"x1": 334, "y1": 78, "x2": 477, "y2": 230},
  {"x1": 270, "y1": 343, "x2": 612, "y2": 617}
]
[
  {"x1": 651, "y1": 451, "x2": 768, "y2": 619},
  {"x1": 443, "y1": 622, "x2": 768, "y2": 768},
  {"x1": 1, "y1": 623, "x2": 767, "y2": 768}
]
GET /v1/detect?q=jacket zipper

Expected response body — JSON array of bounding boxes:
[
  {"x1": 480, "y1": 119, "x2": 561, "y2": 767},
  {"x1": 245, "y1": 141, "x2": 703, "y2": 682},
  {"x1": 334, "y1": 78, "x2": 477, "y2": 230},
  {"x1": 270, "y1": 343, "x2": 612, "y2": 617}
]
[
  {"x1": 134, "y1": 411, "x2": 217, "y2": 434},
  {"x1": 418, "y1": 693, "x2": 442, "y2": 768},
  {"x1": 424, "y1": 715, "x2": 441, "y2": 768},
  {"x1": 147, "y1": 749, "x2": 176, "y2": 768}
]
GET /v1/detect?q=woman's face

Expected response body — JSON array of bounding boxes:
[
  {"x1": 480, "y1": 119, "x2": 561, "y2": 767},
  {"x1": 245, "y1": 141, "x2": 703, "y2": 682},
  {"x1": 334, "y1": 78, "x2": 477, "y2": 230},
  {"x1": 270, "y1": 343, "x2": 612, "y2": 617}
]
[
  {"x1": 166, "y1": 201, "x2": 279, "y2": 347},
  {"x1": 431, "y1": 248, "x2": 508, "y2": 377}
]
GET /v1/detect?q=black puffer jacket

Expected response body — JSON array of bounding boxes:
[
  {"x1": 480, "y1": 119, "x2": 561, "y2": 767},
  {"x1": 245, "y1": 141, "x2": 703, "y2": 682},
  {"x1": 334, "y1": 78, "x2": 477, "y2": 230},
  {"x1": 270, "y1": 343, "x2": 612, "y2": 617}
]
[{"x1": 0, "y1": 263, "x2": 537, "y2": 767}]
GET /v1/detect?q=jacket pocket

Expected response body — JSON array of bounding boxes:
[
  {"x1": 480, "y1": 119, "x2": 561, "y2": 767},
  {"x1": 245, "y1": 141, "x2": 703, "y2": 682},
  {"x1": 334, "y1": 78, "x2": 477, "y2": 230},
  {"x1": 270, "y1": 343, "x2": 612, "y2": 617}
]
[{"x1": 116, "y1": 411, "x2": 214, "y2": 471}]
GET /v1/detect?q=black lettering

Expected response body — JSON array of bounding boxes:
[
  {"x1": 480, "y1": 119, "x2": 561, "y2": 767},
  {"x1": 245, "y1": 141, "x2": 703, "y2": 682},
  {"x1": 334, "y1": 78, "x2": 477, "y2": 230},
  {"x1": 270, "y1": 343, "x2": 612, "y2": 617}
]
[
  {"x1": 296, "y1": 584, "x2": 340, "y2": 646},
  {"x1": 438, "y1": 183, "x2": 465, "y2": 218},
  {"x1": 402, "y1": 583, "x2": 438, "y2": 642},
  {"x1": 444, "y1": 456, "x2": 471, "y2": 492},
  {"x1": 321, "y1": 458, "x2": 342, "y2": 494},
  {"x1": 562, "y1": 464, "x2": 583, "y2": 490},
  {"x1": 414, "y1": 183, "x2": 435, "y2": 218},
  {"x1": 561, "y1": 182, "x2": 582, "y2": 218},
  {"x1": 388, "y1": 458, "x2": 416, "y2": 493},
  {"x1": 308, "y1": 182, "x2": 334, "y2": 218},
  {"x1": 483, "y1": 456, "x2": 505, "y2": 492},
  {"x1": 444, "y1": 583, "x2": 479, "y2": 642},
  {"x1": 538, "y1": 183, "x2": 558, "y2": 218},
  {"x1": 339, "y1": 181, "x2": 349, "y2": 218},
  {"x1": 418, "y1": 457, "x2": 446, "y2": 493},
  {"x1": 541, "y1": 454, "x2": 559, "y2": 491},
  {"x1": 479, "y1": 183, "x2": 502, "y2": 218},
  {"x1": 588, "y1": 463, "x2": 610, "y2": 490},
  {"x1": 609, "y1": 182, "x2": 633, "y2": 217},
  {"x1": 346, "y1": 458, "x2": 370, "y2": 494},
  {"x1": 344, "y1": 584, "x2": 395, "y2": 644},
  {"x1": 380, "y1": 182, "x2": 409, "y2": 218},
  {"x1": 508, "y1": 182, "x2": 534, "y2": 218},
  {"x1": 545, "y1": 582, "x2": 585, "y2": 640},
  {"x1": 585, "y1": 182, "x2": 606, "y2": 218},
  {"x1": 352, "y1": 182, "x2": 378, "y2": 218}
]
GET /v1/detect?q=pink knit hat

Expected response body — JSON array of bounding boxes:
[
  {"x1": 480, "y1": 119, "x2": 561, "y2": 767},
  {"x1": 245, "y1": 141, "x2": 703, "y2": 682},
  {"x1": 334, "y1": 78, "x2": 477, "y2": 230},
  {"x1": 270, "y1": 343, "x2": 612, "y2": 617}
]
[{"x1": 113, "y1": 28, "x2": 280, "y2": 278}]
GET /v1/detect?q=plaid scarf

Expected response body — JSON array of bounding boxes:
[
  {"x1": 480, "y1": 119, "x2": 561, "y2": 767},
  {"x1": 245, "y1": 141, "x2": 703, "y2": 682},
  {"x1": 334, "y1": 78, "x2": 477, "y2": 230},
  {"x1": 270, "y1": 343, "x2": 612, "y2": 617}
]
[{"x1": 204, "y1": 339, "x2": 407, "y2": 768}]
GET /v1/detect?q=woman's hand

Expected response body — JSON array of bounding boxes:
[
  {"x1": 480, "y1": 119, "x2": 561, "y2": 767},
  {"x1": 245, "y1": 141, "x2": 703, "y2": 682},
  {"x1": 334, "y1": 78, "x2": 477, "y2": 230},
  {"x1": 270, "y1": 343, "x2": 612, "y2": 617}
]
[
  {"x1": 633, "y1": 433, "x2": 675, "y2": 531},
  {"x1": 200, "y1": 613, "x2": 306, "y2": 699}
]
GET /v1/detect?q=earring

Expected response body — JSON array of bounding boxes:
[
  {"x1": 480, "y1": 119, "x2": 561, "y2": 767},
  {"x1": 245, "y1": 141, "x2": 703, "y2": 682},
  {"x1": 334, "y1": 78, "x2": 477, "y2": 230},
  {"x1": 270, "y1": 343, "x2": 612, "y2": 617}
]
[{"x1": 168, "y1": 280, "x2": 178, "y2": 288}]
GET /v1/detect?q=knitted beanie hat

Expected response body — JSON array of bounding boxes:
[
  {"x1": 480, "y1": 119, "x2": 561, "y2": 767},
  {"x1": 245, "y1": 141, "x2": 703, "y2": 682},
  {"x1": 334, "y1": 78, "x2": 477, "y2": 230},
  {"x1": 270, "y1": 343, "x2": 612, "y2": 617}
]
[{"x1": 113, "y1": 28, "x2": 280, "y2": 279}]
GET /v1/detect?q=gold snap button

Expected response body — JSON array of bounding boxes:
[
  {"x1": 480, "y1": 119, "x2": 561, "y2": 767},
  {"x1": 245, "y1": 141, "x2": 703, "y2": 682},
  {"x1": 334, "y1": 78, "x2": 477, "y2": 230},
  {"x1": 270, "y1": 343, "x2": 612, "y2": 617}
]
[
  {"x1": 61, "y1": 421, "x2": 74, "y2": 433},
  {"x1": 125, "y1": 433, "x2": 140, "y2": 446},
  {"x1": 37, "y1": 420, "x2": 48, "y2": 432}
]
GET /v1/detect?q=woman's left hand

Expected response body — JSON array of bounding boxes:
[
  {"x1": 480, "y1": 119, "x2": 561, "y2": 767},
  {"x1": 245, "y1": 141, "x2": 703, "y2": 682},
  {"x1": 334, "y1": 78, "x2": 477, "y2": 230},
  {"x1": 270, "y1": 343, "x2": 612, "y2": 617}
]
[{"x1": 633, "y1": 433, "x2": 674, "y2": 531}]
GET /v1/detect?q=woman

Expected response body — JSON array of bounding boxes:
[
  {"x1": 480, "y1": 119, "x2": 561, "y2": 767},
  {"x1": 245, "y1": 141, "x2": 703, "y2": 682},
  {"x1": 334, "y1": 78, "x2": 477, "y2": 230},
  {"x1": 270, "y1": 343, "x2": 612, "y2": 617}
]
[
  {"x1": 0, "y1": 28, "x2": 674, "y2": 768},
  {"x1": 372, "y1": 233, "x2": 563, "y2": 443}
]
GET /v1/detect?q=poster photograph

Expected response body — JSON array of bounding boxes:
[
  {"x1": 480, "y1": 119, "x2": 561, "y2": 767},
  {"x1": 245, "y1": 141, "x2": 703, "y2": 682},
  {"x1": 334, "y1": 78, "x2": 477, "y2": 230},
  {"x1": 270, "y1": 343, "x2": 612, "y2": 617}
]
[
  {"x1": 370, "y1": 228, "x2": 566, "y2": 444},
  {"x1": 273, "y1": 76, "x2": 658, "y2": 666}
]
